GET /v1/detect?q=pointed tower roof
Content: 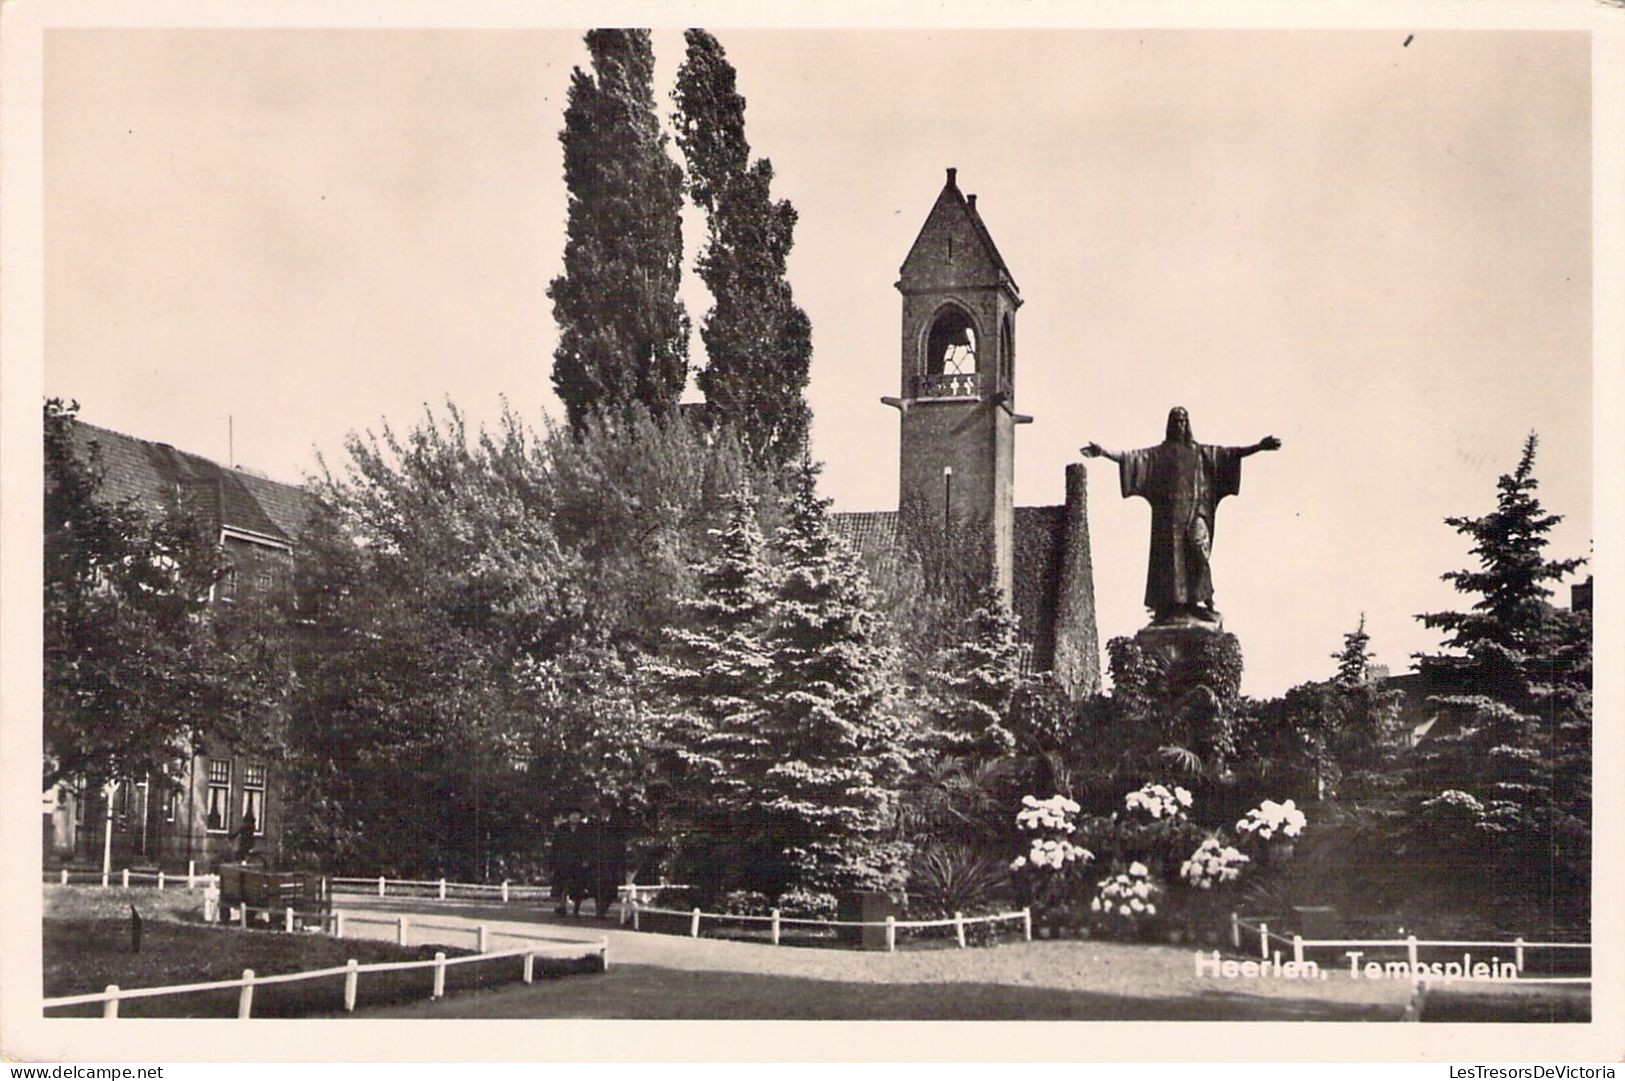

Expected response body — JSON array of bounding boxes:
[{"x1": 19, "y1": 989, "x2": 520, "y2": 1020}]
[{"x1": 898, "y1": 167, "x2": 1018, "y2": 294}]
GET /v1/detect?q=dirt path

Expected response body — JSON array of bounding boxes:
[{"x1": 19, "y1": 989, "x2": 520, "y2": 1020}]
[{"x1": 331, "y1": 896, "x2": 1419, "y2": 1019}]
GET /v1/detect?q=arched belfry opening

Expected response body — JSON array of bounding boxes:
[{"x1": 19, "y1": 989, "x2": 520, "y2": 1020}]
[{"x1": 925, "y1": 306, "x2": 978, "y2": 376}]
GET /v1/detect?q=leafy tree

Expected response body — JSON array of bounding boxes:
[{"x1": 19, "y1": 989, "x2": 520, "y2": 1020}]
[
  {"x1": 549, "y1": 29, "x2": 690, "y2": 433},
  {"x1": 673, "y1": 29, "x2": 813, "y2": 470},
  {"x1": 43, "y1": 399, "x2": 288, "y2": 793},
  {"x1": 754, "y1": 463, "x2": 915, "y2": 898},
  {"x1": 289, "y1": 405, "x2": 587, "y2": 877}
]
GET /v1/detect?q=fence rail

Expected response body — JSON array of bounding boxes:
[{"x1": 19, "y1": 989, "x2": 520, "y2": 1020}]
[
  {"x1": 1231, "y1": 912, "x2": 1591, "y2": 985},
  {"x1": 626, "y1": 901, "x2": 1032, "y2": 951},
  {"x1": 43, "y1": 916, "x2": 608, "y2": 1019}
]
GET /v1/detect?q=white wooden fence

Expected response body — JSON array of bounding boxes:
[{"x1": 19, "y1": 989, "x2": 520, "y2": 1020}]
[
  {"x1": 1231, "y1": 913, "x2": 1591, "y2": 986},
  {"x1": 42, "y1": 915, "x2": 608, "y2": 1019},
  {"x1": 625, "y1": 901, "x2": 1033, "y2": 951},
  {"x1": 48, "y1": 863, "x2": 219, "y2": 890}
]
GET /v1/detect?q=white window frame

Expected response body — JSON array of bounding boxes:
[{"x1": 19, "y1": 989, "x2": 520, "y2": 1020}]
[{"x1": 205, "y1": 759, "x2": 232, "y2": 834}]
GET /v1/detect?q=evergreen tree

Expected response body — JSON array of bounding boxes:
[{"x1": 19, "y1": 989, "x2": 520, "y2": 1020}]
[
  {"x1": 1332, "y1": 613, "x2": 1374, "y2": 688},
  {"x1": 925, "y1": 584, "x2": 1020, "y2": 759},
  {"x1": 1417, "y1": 433, "x2": 1586, "y2": 708},
  {"x1": 1397, "y1": 433, "x2": 1590, "y2": 912},
  {"x1": 651, "y1": 487, "x2": 777, "y2": 893},
  {"x1": 549, "y1": 29, "x2": 690, "y2": 433},
  {"x1": 756, "y1": 463, "x2": 913, "y2": 899},
  {"x1": 673, "y1": 29, "x2": 813, "y2": 470}
]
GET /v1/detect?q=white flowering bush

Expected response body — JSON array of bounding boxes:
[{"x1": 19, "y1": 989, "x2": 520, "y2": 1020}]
[
  {"x1": 1012, "y1": 794, "x2": 1094, "y2": 931},
  {"x1": 1235, "y1": 798, "x2": 1307, "y2": 842},
  {"x1": 1012, "y1": 795, "x2": 1094, "y2": 871},
  {"x1": 1089, "y1": 861, "x2": 1164, "y2": 937},
  {"x1": 1178, "y1": 837, "x2": 1250, "y2": 890},
  {"x1": 1123, "y1": 783, "x2": 1194, "y2": 822}
]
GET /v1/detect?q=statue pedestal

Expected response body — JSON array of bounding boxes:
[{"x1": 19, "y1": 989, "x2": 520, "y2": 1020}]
[{"x1": 1133, "y1": 622, "x2": 1237, "y2": 669}]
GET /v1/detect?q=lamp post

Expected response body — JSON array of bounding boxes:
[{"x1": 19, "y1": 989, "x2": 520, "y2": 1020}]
[{"x1": 942, "y1": 465, "x2": 953, "y2": 537}]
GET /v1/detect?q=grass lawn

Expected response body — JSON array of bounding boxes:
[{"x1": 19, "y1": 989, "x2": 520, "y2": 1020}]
[{"x1": 42, "y1": 886, "x2": 595, "y2": 1018}]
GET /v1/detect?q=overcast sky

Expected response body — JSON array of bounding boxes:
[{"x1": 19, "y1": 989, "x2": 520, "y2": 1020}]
[{"x1": 44, "y1": 28, "x2": 1593, "y2": 695}]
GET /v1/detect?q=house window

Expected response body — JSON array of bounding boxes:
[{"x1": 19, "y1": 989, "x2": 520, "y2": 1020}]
[
  {"x1": 166, "y1": 788, "x2": 181, "y2": 823},
  {"x1": 219, "y1": 568, "x2": 238, "y2": 600},
  {"x1": 206, "y1": 759, "x2": 232, "y2": 833},
  {"x1": 256, "y1": 569, "x2": 274, "y2": 592},
  {"x1": 243, "y1": 762, "x2": 267, "y2": 835}
]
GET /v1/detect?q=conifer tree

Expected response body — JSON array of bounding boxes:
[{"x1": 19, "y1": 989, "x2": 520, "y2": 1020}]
[
  {"x1": 1417, "y1": 433, "x2": 1586, "y2": 708},
  {"x1": 757, "y1": 463, "x2": 913, "y2": 899},
  {"x1": 549, "y1": 29, "x2": 690, "y2": 433},
  {"x1": 652, "y1": 488, "x2": 776, "y2": 892},
  {"x1": 1398, "y1": 433, "x2": 1590, "y2": 907},
  {"x1": 926, "y1": 584, "x2": 1021, "y2": 759},
  {"x1": 673, "y1": 29, "x2": 813, "y2": 470},
  {"x1": 1331, "y1": 613, "x2": 1374, "y2": 688}
]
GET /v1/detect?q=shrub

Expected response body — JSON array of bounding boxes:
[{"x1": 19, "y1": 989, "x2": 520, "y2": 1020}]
[{"x1": 1091, "y1": 862, "x2": 1164, "y2": 939}]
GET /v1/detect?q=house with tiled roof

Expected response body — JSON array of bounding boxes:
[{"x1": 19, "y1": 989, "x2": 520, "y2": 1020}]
[
  {"x1": 832, "y1": 170, "x2": 1101, "y2": 695},
  {"x1": 45, "y1": 420, "x2": 315, "y2": 872}
]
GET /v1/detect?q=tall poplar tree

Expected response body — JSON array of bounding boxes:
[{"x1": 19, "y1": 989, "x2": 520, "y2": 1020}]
[
  {"x1": 673, "y1": 29, "x2": 813, "y2": 470},
  {"x1": 549, "y1": 30, "x2": 690, "y2": 433}
]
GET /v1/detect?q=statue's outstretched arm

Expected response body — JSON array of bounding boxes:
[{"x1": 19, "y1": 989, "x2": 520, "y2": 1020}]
[
  {"x1": 1081, "y1": 442, "x2": 1124, "y2": 463},
  {"x1": 1240, "y1": 436, "x2": 1282, "y2": 457}
]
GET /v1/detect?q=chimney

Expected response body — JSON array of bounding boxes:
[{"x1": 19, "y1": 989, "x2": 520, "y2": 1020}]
[
  {"x1": 946, "y1": 167, "x2": 957, "y2": 186},
  {"x1": 967, "y1": 194, "x2": 978, "y2": 210}
]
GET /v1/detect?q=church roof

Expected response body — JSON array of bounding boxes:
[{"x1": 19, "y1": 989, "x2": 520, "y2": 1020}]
[
  {"x1": 66, "y1": 420, "x2": 313, "y2": 544},
  {"x1": 898, "y1": 168, "x2": 1018, "y2": 292},
  {"x1": 831, "y1": 505, "x2": 1066, "y2": 670}
]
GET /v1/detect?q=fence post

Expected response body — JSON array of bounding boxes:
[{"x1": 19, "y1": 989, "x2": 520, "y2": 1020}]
[
  {"x1": 397, "y1": 915, "x2": 410, "y2": 946},
  {"x1": 1514, "y1": 937, "x2": 1525, "y2": 972},
  {"x1": 284, "y1": 906, "x2": 295, "y2": 933},
  {"x1": 122, "y1": 868, "x2": 130, "y2": 888},
  {"x1": 335, "y1": 911, "x2": 346, "y2": 939},
  {"x1": 690, "y1": 908, "x2": 702, "y2": 938},
  {"x1": 102, "y1": 867, "x2": 109, "y2": 888},
  {"x1": 477, "y1": 925, "x2": 488, "y2": 953},
  {"x1": 60, "y1": 869, "x2": 69, "y2": 886},
  {"x1": 771, "y1": 909, "x2": 782, "y2": 946},
  {"x1": 885, "y1": 915, "x2": 897, "y2": 953},
  {"x1": 599, "y1": 936, "x2": 610, "y2": 972},
  {"x1": 103, "y1": 985, "x2": 120, "y2": 1018},
  {"x1": 1258, "y1": 922, "x2": 1269, "y2": 960},
  {"x1": 955, "y1": 912, "x2": 967, "y2": 949},
  {"x1": 502, "y1": 880, "x2": 510, "y2": 903},
  {"x1": 1023, "y1": 907, "x2": 1033, "y2": 942},
  {"x1": 631, "y1": 902, "x2": 640, "y2": 931},
  {"x1": 157, "y1": 871, "x2": 165, "y2": 890},
  {"x1": 438, "y1": 877, "x2": 447, "y2": 900},
  {"x1": 1403, "y1": 978, "x2": 1428, "y2": 1021},
  {"x1": 344, "y1": 959, "x2": 358, "y2": 1011},
  {"x1": 523, "y1": 952, "x2": 535, "y2": 984},
  {"x1": 238, "y1": 904, "x2": 248, "y2": 929},
  {"x1": 432, "y1": 952, "x2": 446, "y2": 999},
  {"x1": 1406, "y1": 934, "x2": 1419, "y2": 968},
  {"x1": 1292, "y1": 934, "x2": 1304, "y2": 965},
  {"x1": 188, "y1": 860, "x2": 196, "y2": 889},
  {"x1": 378, "y1": 876, "x2": 386, "y2": 897},
  {"x1": 238, "y1": 970, "x2": 255, "y2": 1020},
  {"x1": 1231, "y1": 911, "x2": 1241, "y2": 950}
]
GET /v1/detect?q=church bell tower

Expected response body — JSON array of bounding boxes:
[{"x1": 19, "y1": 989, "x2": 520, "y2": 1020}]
[{"x1": 885, "y1": 168, "x2": 1029, "y2": 603}]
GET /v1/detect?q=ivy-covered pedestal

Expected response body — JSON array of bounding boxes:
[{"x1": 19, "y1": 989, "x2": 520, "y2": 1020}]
[{"x1": 1132, "y1": 623, "x2": 1241, "y2": 675}]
